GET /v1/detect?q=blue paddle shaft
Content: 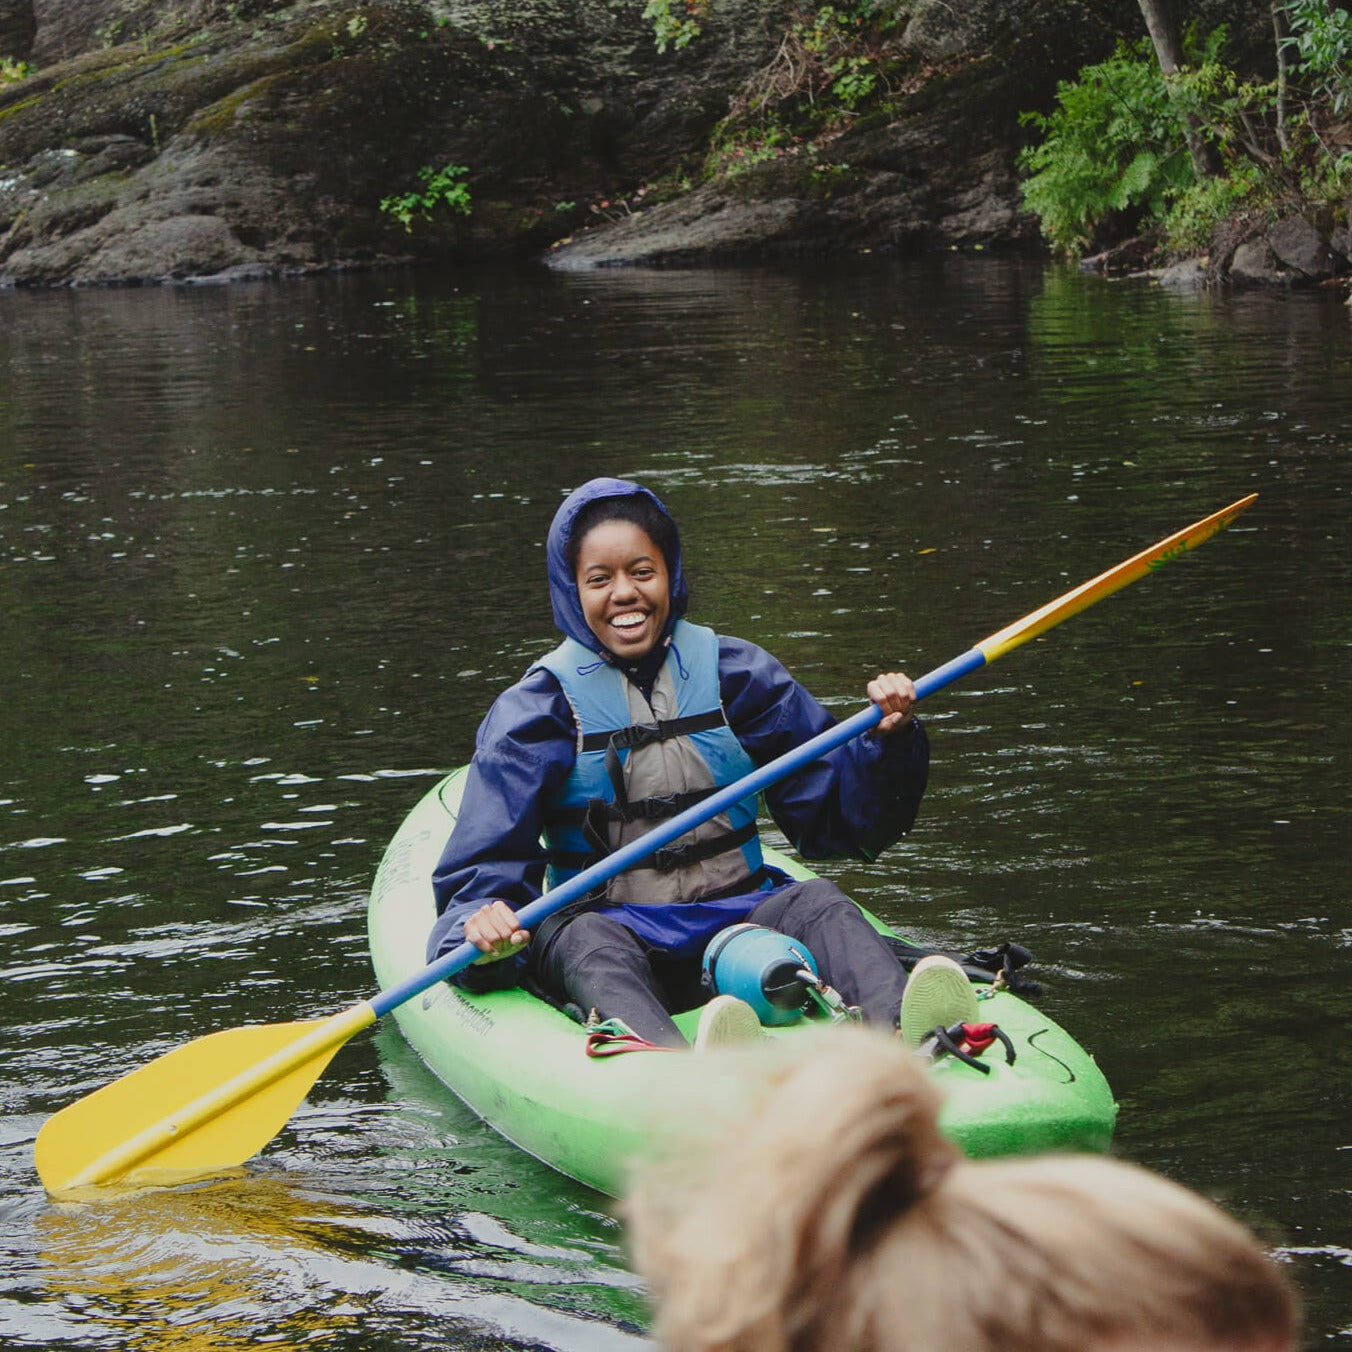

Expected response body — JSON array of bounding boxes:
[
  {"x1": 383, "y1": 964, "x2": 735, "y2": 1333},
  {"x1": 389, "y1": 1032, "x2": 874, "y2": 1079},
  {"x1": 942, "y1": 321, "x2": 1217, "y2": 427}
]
[{"x1": 368, "y1": 646, "x2": 987, "y2": 1019}]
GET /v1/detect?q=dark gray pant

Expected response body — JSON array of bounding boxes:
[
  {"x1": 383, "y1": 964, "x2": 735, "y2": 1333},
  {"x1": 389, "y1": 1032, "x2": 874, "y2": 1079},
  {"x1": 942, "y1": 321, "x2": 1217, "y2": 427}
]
[{"x1": 530, "y1": 878, "x2": 909, "y2": 1047}]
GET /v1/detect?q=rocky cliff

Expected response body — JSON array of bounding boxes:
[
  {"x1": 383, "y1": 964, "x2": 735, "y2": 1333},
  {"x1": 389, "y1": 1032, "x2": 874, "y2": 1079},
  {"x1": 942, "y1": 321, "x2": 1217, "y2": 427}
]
[
  {"x1": 6, "y1": 0, "x2": 1271, "y2": 287},
  {"x1": 0, "y1": 0, "x2": 1116, "y2": 284}
]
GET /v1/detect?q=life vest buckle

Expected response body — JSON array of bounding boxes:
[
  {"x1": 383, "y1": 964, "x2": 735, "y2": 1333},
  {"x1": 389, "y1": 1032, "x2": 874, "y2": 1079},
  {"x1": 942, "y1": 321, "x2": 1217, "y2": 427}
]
[
  {"x1": 651, "y1": 840, "x2": 696, "y2": 868},
  {"x1": 614, "y1": 721, "x2": 664, "y2": 751}
]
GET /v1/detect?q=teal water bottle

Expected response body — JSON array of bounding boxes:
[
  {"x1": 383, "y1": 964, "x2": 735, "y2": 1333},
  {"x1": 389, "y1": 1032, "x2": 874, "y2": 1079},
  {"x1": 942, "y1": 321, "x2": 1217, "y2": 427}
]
[{"x1": 701, "y1": 924, "x2": 818, "y2": 1025}]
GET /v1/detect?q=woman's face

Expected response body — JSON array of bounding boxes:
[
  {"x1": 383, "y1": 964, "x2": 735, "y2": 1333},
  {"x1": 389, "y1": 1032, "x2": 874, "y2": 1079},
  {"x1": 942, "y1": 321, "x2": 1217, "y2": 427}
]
[{"x1": 574, "y1": 519, "x2": 671, "y2": 659}]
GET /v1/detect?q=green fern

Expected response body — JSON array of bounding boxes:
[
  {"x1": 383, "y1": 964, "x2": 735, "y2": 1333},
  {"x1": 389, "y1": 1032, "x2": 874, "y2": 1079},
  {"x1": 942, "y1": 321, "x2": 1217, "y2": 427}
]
[{"x1": 1018, "y1": 37, "x2": 1194, "y2": 252}]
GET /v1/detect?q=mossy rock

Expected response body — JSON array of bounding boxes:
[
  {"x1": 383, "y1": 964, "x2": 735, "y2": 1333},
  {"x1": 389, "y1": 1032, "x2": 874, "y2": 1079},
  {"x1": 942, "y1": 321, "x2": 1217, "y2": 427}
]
[
  {"x1": 717, "y1": 154, "x2": 868, "y2": 204},
  {"x1": 0, "y1": 166, "x2": 124, "y2": 261}
]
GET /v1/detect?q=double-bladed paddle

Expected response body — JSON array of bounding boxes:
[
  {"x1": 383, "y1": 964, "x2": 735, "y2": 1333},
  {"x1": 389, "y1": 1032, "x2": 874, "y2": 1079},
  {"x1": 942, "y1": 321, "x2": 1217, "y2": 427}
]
[{"x1": 34, "y1": 492, "x2": 1257, "y2": 1196}]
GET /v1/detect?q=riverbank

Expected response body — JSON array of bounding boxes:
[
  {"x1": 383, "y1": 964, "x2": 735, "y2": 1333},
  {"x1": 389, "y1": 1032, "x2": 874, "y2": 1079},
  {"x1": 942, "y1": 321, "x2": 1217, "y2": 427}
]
[
  {"x1": 0, "y1": 0, "x2": 1092, "y2": 286},
  {"x1": 1080, "y1": 215, "x2": 1352, "y2": 298},
  {"x1": 1, "y1": 1, "x2": 1347, "y2": 294}
]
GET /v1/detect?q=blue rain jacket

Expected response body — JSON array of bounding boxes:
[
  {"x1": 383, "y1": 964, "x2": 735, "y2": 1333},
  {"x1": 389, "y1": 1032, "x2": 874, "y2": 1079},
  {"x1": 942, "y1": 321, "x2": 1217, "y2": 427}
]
[{"x1": 427, "y1": 477, "x2": 929, "y2": 989}]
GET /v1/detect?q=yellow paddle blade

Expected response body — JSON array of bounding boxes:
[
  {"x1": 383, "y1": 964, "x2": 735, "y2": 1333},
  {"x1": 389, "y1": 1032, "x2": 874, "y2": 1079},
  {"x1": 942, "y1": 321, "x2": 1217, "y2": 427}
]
[
  {"x1": 35, "y1": 1003, "x2": 376, "y2": 1197},
  {"x1": 977, "y1": 493, "x2": 1258, "y2": 663}
]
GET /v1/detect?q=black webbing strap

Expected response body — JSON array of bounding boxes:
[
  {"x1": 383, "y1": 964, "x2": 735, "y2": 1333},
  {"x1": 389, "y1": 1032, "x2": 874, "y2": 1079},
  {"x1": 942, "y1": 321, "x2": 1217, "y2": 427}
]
[
  {"x1": 578, "y1": 709, "x2": 727, "y2": 755},
  {"x1": 885, "y1": 936, "x2": 1042, "y2": 998},
  {"x1": 650, "y1": 819, "x2": 757, "y2": 870},
  {"x1": 599, "y1": 712, "x2": 728, "y2": 815}
]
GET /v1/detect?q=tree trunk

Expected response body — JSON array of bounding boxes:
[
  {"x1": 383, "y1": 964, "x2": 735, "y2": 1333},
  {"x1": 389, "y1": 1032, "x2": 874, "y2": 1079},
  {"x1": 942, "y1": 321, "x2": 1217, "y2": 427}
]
[
  {"x1": 1136, "y1": 0, "x2": 1223, "y2": 177},
  {"x1": 1272, "y1": 0, "x2": 1290, "y2": 152}
]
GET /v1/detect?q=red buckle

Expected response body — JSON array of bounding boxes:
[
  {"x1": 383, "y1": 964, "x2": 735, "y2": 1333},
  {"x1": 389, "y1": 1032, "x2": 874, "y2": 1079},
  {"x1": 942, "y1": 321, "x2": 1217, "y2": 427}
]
[{"x1": 958, "y1": 1021, "x2": 998, "y2": 1054}]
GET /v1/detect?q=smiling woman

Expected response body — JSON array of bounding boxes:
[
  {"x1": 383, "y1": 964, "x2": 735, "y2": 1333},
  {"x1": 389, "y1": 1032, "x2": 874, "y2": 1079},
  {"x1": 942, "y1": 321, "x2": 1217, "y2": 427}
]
[{"x1": 427, "y1": 476, "x2": 935, "y2": 1053}]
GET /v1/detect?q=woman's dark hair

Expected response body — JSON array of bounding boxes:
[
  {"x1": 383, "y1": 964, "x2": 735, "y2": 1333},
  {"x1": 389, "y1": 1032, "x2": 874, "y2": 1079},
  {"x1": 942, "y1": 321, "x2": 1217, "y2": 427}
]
[{"x1": 567, "y1": 493, "x2": 680, "y2": 576}]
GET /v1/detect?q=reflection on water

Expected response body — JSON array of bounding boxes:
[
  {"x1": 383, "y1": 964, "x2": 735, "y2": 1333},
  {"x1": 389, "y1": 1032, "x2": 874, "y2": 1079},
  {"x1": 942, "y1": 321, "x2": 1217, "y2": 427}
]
[
  {"x1": 10, "y1": 1031, "x2": 646, "y2": 1351},
  {"x1": 2, "y1": 259, "x2": 1350, "y2": 1348},
  {"x1": 33, "y1": 1171, "x2": 644, "y2": 1352}
]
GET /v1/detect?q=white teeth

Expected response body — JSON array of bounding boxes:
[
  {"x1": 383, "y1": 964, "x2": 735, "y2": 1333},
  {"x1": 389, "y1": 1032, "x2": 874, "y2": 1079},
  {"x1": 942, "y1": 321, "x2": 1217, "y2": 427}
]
[{"x1": 611, "y1": 613, "x2": 645, "y2": 629}]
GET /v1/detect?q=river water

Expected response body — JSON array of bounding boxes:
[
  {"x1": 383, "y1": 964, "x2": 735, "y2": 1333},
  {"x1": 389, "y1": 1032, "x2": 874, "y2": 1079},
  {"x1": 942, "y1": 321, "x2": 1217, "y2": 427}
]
[{"x1": 1, "y1": 258, "x2": 1349, "y2": 1349}]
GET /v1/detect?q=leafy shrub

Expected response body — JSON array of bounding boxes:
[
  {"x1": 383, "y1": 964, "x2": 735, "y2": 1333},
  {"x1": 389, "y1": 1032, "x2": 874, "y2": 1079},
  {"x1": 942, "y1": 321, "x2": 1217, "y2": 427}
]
[
  {"x1": 1160, "y1": 161, "x2": 1263, "y2": 253},
  {"x1": 1282, "y1": 0, "x2": 1352, "y2": 114},
  {"x1": 704, "y1": 124, "x2": 799, "y2": 179},
  {"x1": 1018, "y1": 37, "x2": 1196, "y2": 253},
  {"x1": 1020, "y1": 10, "x2": 1352, "y2": 257},
  {"x1": 380, "y1": 164, "x2": 472, "y2": 231},
  {"x1": 716, "y1": 1, "x2": 896, "y2": 162},
  {"x1": 826, "y1": 53, "x2": 878, "y2": 109},
  {"x1": 1167, "y1": 53, "x2": 1280, "y2": 173},
  {"x1": 1, "y1": 55, "x2": 34, "y2": 85},
  {"x1": 643, "y1": 0, "x2": 706, "y2": 53}
]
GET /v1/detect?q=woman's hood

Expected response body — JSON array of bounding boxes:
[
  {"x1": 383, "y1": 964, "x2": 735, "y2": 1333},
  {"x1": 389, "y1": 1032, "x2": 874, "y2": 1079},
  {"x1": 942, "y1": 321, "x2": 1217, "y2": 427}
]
[{"x1": 545, "y1": 477, "x2": 688, "y2": 653}]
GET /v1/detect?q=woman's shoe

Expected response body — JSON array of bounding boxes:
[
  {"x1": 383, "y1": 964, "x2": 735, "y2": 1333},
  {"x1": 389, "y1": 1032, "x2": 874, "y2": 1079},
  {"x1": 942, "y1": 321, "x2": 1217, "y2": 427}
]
[
  {"x1": 899, "y1": 955, "x2": 979, "y2": 1049},
  {"x1": 693, "y1": 994, "x2": 763, "y2": 1050}
]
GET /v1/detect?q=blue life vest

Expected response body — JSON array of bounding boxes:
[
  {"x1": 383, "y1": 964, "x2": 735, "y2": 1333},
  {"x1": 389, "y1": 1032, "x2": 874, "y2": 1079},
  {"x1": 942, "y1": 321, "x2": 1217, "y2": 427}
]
[{"x1": 532, "y1": 620, "x2": 766, "y2": 906}]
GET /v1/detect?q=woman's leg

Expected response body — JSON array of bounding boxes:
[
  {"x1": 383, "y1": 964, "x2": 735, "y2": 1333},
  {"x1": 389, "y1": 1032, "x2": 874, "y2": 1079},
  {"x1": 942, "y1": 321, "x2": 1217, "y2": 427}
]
[
  {"x1": 748, "y1": 879, "x2": 909, "y2": 1028},
  {"x1": 531, "y1": 910, "x2": 686, "y2": 1047}
]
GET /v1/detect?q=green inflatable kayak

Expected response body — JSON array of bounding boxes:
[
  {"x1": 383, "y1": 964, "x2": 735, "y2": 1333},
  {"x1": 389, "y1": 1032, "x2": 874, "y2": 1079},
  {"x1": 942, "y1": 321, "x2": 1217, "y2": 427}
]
[{"x1": 368, "y1": 769, "x2": 1117, "y2": 1198}]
